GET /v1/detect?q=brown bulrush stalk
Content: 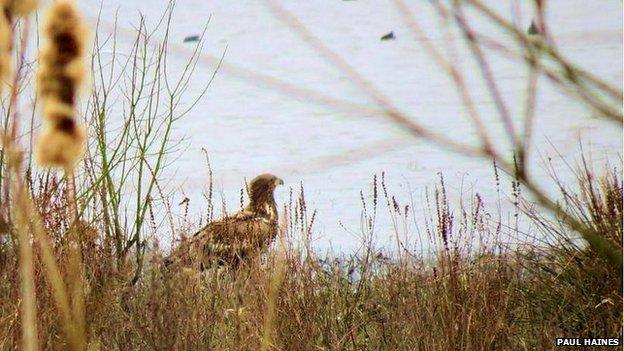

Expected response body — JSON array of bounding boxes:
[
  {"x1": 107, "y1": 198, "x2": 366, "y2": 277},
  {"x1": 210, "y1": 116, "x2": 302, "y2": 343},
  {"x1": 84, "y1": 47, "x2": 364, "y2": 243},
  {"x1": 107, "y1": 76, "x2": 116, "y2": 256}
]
[
  {"x1": 0, "y1": 1, "x2": 39, "y2": 351},
  {"x1": 2, "y1": 0, "x2": 37, "y2": 224},
  {"x1": 35, "y1": 1, "x2": 88, "y2": 349},
  {"x1": 260, "y1": 215, "x2": 290, "y2": 351}
]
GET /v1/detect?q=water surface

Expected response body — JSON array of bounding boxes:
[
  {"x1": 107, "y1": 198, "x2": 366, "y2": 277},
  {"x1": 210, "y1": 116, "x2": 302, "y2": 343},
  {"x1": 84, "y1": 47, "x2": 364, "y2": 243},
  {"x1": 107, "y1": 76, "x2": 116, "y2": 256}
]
[{"x1": 70, "y1": 0, "x2": 622, "y2": 251}]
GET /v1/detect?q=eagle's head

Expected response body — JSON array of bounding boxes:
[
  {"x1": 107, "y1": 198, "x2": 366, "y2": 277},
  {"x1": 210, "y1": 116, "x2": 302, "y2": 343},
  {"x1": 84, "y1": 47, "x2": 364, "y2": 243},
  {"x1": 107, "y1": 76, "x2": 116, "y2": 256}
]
[
  {"x1": 249, "y1": 173, "x2": 283, "y2": 199},
  {"x1": 248, "y1": 173, "x2": 283, "y2": 219}
]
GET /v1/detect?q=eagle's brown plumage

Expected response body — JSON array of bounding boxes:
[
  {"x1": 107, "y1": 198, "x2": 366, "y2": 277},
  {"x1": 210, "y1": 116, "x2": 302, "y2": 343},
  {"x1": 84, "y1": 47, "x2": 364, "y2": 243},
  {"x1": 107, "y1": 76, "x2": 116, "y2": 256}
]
[{"x1": 165, "y1": 173, "x2": 283, "y2": 270}]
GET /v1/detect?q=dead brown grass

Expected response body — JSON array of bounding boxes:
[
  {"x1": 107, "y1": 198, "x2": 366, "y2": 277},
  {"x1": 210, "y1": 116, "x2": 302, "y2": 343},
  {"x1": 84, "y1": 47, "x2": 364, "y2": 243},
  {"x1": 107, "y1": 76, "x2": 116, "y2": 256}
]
[{"x1": 0, "y1": 165, "x2": 621, "y2": 350}]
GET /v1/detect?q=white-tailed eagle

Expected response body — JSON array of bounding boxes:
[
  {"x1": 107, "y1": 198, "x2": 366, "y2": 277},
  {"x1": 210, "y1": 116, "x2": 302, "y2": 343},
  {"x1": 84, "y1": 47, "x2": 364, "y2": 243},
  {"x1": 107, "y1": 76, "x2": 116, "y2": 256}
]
[{"x1": 165, "y1": 173, "x2": 283, "y2": 270}]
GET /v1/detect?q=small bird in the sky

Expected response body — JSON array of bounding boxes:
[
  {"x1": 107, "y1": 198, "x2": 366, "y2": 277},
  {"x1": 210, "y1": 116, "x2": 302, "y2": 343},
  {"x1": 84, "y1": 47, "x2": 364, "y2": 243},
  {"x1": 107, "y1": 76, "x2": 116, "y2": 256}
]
[
  {"x1": 380, "y1": 31, "x2": 395, "y2": 41},
  {"x1": 528, "y1": 20, "x2": 541, "y2": 36}
]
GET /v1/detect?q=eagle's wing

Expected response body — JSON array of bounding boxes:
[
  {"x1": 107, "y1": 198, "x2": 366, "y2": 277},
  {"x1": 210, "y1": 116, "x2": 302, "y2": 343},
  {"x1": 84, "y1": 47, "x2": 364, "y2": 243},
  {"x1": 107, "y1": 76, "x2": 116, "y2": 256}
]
[
  {"x1": 162, "y1": 212, "x2": 256, "y2": 268},
  {"x1": 189, "y1": 210, "x2": 277, "y2": 268}
]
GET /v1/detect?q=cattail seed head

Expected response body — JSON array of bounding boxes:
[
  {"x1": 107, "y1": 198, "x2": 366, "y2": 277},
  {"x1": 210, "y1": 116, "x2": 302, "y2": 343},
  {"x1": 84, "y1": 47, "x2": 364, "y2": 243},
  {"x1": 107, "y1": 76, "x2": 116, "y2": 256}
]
[
  {"x1": 37, "y1": 0, "x2": 86, "y2": 108},
  {"x1": 36, "y1": 121, "x2": 86, "y2": 168},
  {"x1": 0, "y1": 0, "x2": 39, "y2": 90},
  {"x1": 40, "y1": 96, "x2": 76, "y2": 124},
  {"x1": 0, "y1": 3, "x2": 12, "y2": 89},
  {"x1": 6, "y1": 0, "x2": 39, "y2": 17},
  {"x1": 36, "y1": 0, "x2": 88, "y2": 169}
]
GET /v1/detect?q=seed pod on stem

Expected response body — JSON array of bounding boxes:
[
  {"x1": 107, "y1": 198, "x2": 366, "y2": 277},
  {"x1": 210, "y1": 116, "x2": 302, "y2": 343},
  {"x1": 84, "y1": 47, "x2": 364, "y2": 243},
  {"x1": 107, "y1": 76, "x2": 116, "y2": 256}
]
[{"x1": 36, "y1": 0, "x2": 87, "y2": 170}]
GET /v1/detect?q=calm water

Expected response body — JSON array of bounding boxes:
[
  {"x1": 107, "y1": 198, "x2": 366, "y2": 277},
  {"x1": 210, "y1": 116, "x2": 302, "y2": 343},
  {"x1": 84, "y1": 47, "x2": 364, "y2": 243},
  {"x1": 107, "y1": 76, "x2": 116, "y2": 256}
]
[{"x1": 68, "y1": 1, "x2": 621, "y2": 251}]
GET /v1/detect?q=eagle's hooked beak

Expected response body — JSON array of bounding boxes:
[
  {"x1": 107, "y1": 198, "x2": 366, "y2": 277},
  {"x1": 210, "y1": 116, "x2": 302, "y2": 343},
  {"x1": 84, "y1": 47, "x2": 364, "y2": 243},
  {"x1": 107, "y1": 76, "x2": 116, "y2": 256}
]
[{"x1": 275, "y1": 178, "x2": 284, "y2": 186}]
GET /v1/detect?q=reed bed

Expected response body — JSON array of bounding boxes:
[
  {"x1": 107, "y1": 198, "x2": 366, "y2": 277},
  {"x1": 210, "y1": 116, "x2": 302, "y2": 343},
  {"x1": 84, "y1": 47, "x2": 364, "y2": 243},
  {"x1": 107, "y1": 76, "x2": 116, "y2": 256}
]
[{"x1": 0, "y1": 165, "x2": 621, "y2": 350}]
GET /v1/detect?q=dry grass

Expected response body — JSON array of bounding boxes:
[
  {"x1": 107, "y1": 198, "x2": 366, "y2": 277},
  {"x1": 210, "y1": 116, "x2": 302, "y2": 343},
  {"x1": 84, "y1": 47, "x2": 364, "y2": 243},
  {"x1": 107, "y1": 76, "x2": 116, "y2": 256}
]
[{"x1": 0, "y1": 166, "x2": 621, "y2": 350}]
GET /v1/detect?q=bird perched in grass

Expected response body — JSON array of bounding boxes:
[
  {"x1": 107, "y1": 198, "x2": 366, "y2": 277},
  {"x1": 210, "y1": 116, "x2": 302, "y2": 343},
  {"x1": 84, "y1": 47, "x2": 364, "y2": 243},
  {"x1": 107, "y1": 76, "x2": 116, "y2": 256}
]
[{"x1": 165, "y1": 173, "x2": 284, "y2": 270}]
